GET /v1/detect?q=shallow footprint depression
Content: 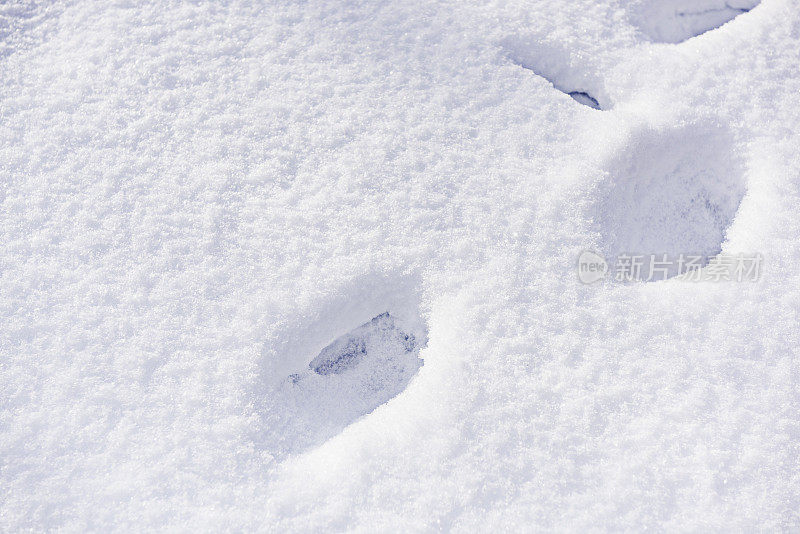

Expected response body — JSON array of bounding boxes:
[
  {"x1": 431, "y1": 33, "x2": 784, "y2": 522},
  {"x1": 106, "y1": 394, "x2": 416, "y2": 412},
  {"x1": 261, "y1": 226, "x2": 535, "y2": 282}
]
[
  {"x1": 263, "y1": 312, "x2": 427, "y2": 456},
  {"x1": 594, "y1": 123, "x2": 747, "y2": 279},
  {"x1": 631, "y1": 0, "x2": 761, "y2": 43}
]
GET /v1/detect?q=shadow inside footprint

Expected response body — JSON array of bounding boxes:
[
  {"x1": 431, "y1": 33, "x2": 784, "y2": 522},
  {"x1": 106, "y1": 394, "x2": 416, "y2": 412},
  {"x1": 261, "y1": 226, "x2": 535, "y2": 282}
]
[
  {"x1": 594, "y1": 123, "x2": 747, "y2": 281},
  {"x1": 500, "y1": 36, "x2": 608, "y2": 110},
  {"x1": 631, "y1": 0, "x2": 761, "y2": 43},
  {"x1": 568, "y1": 91, "x2": 601, "y2": 110},
  {"x1": 263, "y1": 312, "x2": 426, "y2": 457}
]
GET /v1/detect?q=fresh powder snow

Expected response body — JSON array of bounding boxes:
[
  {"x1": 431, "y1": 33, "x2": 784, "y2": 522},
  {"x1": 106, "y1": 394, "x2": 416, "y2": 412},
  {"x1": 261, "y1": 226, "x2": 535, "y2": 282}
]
[{"x1": 1, "y1": 0, "x2": 799, "y2": 531}]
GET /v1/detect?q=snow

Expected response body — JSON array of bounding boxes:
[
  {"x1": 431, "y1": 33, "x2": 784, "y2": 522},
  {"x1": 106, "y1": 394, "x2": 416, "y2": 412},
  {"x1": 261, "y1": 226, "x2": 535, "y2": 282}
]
[
  {"x1": 1, "y1": 0, "x2": 799, "y2": 530},
  {"x1": 631, "y1": 0, "x2": 762, "y2": 43},
  {"x1": 593, "y1": 120, "x2": 748, "y2": 279},
  {"x1": 263, "y1": 311, "x2": 426, "y2": 459}
]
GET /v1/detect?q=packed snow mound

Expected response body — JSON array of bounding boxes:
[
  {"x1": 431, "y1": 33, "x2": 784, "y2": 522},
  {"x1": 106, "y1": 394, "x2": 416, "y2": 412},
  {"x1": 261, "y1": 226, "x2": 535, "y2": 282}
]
[{"x1": 630, "y1": 0, "x2": 762, "y2": 43}]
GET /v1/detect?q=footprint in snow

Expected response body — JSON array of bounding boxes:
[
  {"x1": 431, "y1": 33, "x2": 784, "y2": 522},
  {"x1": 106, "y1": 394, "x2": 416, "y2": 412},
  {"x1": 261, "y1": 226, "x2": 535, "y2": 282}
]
[
  {"x1": 263, "y1": 311, "x2": 426, "y2": 456},
  {"x1": 630, "y1": 0, "x2": 761, "y2": 43},
  {"x1": 500, "y1": 36, "x2": 608, "y2": 110},
  {"x1": 593, "y1": 123, "x2": 747, "y2": 281}
]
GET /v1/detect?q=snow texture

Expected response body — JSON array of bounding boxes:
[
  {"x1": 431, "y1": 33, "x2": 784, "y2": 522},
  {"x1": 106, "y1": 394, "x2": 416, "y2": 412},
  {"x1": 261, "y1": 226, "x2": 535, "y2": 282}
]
[
  {"x1": 2, "y1": 0, "x2": 800, "y2": 531},
  {"x1": 594, "y1": 122, "x2": 747, "y2": 277},
  {"x1": 630, "y1": 0, "x2": 762, "y2": 43},
  {"x1": 262, "y1": 311, "x2": 425, "y2": 458}
]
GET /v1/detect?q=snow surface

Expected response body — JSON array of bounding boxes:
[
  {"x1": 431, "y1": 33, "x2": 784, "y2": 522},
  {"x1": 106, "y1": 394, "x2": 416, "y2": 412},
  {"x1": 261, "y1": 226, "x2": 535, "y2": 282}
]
[
  {"x1": 263, "y1": 311, "x2": 426, "y2": 459},
  {"x1": 1, "y1": 0, "x2": 800, "y2": 530},
  {"x1": 631, "y1": 0, "x2": 762, "y2": 43}
]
